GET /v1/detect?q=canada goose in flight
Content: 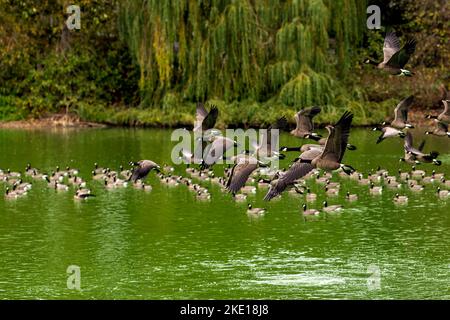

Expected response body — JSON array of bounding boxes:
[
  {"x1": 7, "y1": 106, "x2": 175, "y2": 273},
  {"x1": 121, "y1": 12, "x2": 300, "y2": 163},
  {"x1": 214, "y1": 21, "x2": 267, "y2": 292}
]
[
  {"x1": 263, "y1": 148, "x2": 320, "y2": 201},
  {"x1": 200, "y1": 136, "x2": 237, "y2": 170},
  {"x1": 280, "y1": 140, "x2": 357, "y2": 153},
  {"x1": 129, "y1": 160, "x2": 161, "y2": 182},
  {"x1": 191, "y1": 103, "x2": 220, "y2": 164},
  {"x1": 425, "y1": 120, "x2": 450, "y2": 137},
  {"x1": 426, "y1": 100, "x2": 450, "y2": 124},
  {"x1": 373, "y1": 126, "x2": 406, "y2": 144},
  {"x1": 225, "y1": 156, "x2": 261, "y2": 195},
  {"x1": 383, "y1": 95, "x2": 414, "y2": 129},
  {"x1": 267, "y1": 112, "x2": 355, "y2": 200},
  {"x1": 364, "y1": 31, "x2": 416, "y2": 76},
  {"x1": 291, "y1": 106, "x2": 322, "y2": 140},
  {"x1": 263, "y1": 163, "x2": 314, "y2": 201},
  {"x1": 250, "y1": 117, "x2": 287, "y2": 160},
  {"x1": 305, "y1": 111, "x2": 356, "y2": 175},
  {"x1": 401, "y1": 132, "x2": 441, "y2": 165},
  {"x1": 193, "y1": 102, "x2": 219, "y2": 135}
]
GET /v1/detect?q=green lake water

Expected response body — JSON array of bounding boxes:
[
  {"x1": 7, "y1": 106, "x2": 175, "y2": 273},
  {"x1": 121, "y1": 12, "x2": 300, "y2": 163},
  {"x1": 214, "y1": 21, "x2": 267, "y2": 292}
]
[{"x1": 0, "y1": 127, "x2": 449, "y2": 299}]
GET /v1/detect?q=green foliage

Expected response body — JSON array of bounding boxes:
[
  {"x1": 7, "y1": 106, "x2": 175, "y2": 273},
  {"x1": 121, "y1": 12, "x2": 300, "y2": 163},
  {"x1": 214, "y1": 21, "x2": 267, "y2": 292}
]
[
  {"x1": 119, "y1": 0, "x2": 367, "y2": 107},
  {"x1": 0, "y1": 0, "x2": 139, "y2": 118},
  {"x1": 0, "y1": 0, "x2": 448, "y2": 126}
]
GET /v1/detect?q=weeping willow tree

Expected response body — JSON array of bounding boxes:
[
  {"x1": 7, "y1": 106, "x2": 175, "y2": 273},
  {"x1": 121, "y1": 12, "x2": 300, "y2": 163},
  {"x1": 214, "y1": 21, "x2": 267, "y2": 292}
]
[{"x1": 118, "y1": 0, "x2": 366, "y2": 109}]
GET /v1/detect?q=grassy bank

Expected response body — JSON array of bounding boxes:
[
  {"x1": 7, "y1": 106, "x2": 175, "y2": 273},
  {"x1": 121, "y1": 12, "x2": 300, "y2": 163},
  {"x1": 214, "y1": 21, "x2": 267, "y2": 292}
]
[{"x1": 0, "y1": 97, "x2": 397, "y2": 129}]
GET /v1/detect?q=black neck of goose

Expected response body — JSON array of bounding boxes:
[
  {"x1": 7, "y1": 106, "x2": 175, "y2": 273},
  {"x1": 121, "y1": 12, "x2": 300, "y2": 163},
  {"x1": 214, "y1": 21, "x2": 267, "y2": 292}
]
[{"x1": 308, "y1": 134, "x2": 321, "y2": 142}]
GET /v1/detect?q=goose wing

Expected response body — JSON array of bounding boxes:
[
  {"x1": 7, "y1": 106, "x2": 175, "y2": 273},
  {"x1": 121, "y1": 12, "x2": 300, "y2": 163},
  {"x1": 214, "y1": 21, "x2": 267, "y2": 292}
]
[
  {"x1": 405, "y1": 132, "x2": 428, "y2": 156},
  {"x1": 226, "y1": 157, "x2": 259, "y2": 194},
  {"x1": 196, "y1": 102, "x2": 208, "y2": 121},
  {"x1": 203, "y1": 137, "x2": 234, "y2": 166},
  {"x1": 440, "y1": 100, "x2": 449, "y2": 117},
  {"x1": 194, "y1": 102, "x2": 208, "y2": 131},
  {"x1": 386, "y1": 38, "x2": 416, "y2": 68},
  {"x1": 394, "y1": 95, "x2": 414, "y2": 122},
  {"x1": 382, "y1": 32, "x2": 401, "y2": 63},
  {"x1": 437, "y1": 121, "x2": 448, "y2": 133},
  {"x1": 299, "y1": 148, "x2": 322, "y2": 161},
  {"x1": 202, "y1": 105, "x2": 219, "y2": 131},
  {"x1": 320, "y1": 111, "x2": 353, "y2": 163},
  {"x1": 294, "y1": 106, "x2": 321, "y2": 133},
  {"x1": 263, "y1": 163, "x2": 314, "y2": 201},
  {"x1": 417, "y1": 140, "x2": 426, "y2": 152},
  {"x1": 130, "y1": 166, "x2": 150, "y2": 182},
  {"x1": 261, "y1": 116, "x2": 287, "y2": 149},
  {"x1": 404, "y1": 131, "x2": 413, "y2": 150}
]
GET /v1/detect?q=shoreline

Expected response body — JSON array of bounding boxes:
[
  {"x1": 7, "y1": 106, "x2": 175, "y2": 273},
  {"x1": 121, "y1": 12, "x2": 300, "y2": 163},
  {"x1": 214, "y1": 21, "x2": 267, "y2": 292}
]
[
  {"x1": 0, "y1": 108, "x2": 436, "y2": 130},
  {"x1": 0, "y1": 114, "x2": 107, "y2": 129}
]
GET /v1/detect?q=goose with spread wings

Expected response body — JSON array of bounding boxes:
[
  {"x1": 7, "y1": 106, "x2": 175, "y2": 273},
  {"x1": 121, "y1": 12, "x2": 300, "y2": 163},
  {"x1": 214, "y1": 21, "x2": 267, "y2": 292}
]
[
  {"x1": 129, "y1": 160, "x2": 161, "y2": 182},
  {"x1": 401, "y1": 132, "x2": 441, "y2": 165},
  {"x1": 226, "y1": 155, "x2": 266, "y2": 195},
  {"x1": 264, "y1": 112, "x2": 355, "y2": 201},
  {"x1": 191, "y1": 103, "x2": 219, "y2": 164},
  {"x1": 200, "y1": 136, "x2": 237, "y2": 170},
  {"x1": 263, "y1": 163, "x2": 314, "y2": 201},
  {"x1": 307, "y1": 111, "x2": 356, "y2": 174},
  {"x1": 251, "y1": 117, "x2": 287, "y2": 161},
  {"x1": 426, "y1": 100, "x2": 450, "y2": 124},
  {"x1": 193, "y1": 102, "x2": 219, "y2": 133},
  {"x1": 290, "y1": 106, "x2": 322, "y2": 140},
  {"x1": 384, "y1": 95, "x2": 415, "y2": 129},
  {"x1": 425, "y1": 120, "x2": 450, "y2": 138},
  {"x1": 364, "y1": 31, "x2": 416, "y2": 76}
]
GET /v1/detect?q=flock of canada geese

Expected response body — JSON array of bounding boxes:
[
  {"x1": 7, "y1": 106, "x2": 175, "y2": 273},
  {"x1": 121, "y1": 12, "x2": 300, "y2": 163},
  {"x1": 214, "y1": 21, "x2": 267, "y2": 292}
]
[{"x1": 1, "y1": 32, "x2": 449, "y2": 217}]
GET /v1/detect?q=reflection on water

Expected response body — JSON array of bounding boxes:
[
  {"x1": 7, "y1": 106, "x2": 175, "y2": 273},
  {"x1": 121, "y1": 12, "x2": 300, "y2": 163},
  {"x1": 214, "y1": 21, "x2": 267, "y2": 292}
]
[{"x1": 0, "y1": 128, "x2": 449, "y2": 299}]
